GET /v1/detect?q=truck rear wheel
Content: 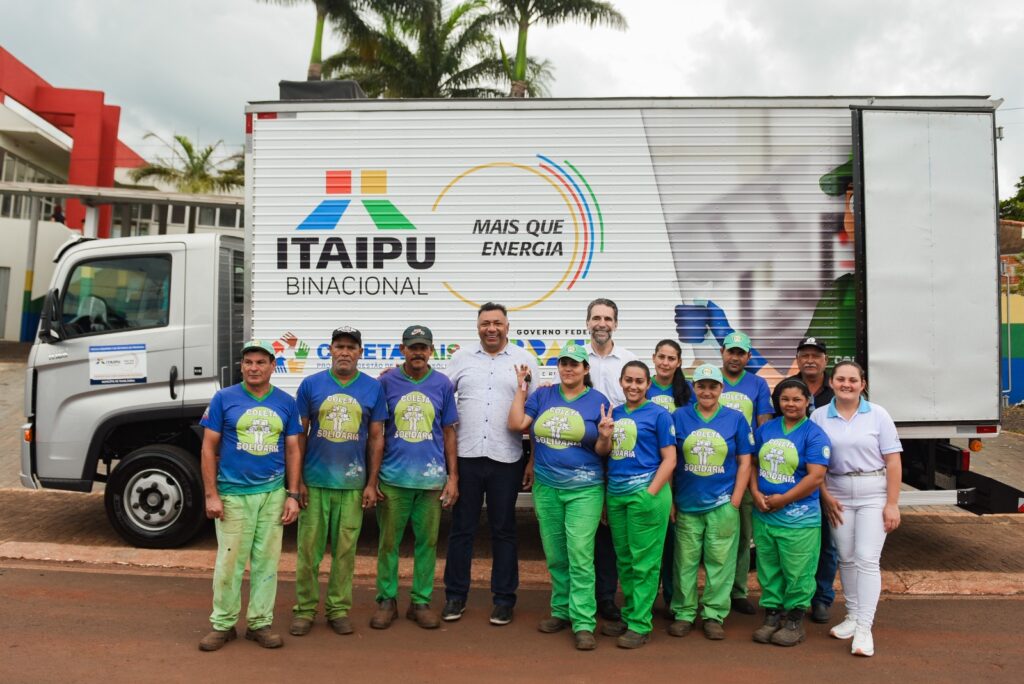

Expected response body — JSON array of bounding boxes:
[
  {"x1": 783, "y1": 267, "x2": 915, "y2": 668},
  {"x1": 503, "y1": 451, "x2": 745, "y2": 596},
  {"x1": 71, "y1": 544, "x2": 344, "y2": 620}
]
[{"x1": 104, "y1": 445, "x2": 206, "y2": 548}]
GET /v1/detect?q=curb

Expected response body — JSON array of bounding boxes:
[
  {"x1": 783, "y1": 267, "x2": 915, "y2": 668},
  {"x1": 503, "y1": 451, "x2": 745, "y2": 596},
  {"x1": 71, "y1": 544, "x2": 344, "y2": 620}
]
[{"x1": 2, "y1": 541, "x2": 1022, "y2": 596}]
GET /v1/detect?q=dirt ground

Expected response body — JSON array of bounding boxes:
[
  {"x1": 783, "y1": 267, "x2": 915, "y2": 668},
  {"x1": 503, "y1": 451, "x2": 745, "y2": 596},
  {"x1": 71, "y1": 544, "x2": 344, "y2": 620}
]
[{"x1": 1000, "y1": 405, "x2": 1024, "y2": 434}]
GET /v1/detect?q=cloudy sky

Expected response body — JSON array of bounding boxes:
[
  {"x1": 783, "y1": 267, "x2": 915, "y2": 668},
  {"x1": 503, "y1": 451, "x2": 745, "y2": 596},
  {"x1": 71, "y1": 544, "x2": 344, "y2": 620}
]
[{"x1": 3, "y1": 0, "x2": 1022, "y2": 196}]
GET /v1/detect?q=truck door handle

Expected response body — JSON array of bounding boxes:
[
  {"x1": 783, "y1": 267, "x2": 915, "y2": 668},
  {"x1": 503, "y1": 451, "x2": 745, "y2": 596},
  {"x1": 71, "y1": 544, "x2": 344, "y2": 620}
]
[{"x1": 170, "y1": 365, "x2": 178, "y2": 400}]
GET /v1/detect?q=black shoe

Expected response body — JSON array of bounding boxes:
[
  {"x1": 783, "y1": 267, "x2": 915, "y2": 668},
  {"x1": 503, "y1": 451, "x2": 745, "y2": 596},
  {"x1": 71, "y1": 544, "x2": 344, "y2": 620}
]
[
  {"x1": 597, "y1": 599, "x2": 621, "y2": 622},
  {"x1": 442, "y1": 598, "x2": 466, "y2": 622},
  {"x1": 731, "y1": 597, "x2": 756, "y2": 615},
  {"x1": 600, "y1": 620, "x2": 627, "y2": 637},
  {"x1": 810, "y1": 602, "x2": 830, "y2": 624},
  {"x1": 489, "y1": 605, "x2": 513, "y2": 626}
]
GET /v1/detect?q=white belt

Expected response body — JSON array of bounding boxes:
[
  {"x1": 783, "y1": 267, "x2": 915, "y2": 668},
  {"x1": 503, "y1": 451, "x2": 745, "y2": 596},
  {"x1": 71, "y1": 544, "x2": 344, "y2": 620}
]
[{"x1": 835, "y1": 468, "x2": 885, "y2": 477}]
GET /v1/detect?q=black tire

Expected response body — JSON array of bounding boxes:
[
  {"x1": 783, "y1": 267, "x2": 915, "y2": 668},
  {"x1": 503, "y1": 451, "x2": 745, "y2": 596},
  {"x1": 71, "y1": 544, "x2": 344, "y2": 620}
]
[{"x1": 104, "y1": 445, "x2": 206, "y2": 548}]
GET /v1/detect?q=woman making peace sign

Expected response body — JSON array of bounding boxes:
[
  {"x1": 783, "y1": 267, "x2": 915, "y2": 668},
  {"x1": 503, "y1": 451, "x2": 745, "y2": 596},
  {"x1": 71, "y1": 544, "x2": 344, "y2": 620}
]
[{"x1": 509, "y1": 343, "x2": 612, "y2": 651}]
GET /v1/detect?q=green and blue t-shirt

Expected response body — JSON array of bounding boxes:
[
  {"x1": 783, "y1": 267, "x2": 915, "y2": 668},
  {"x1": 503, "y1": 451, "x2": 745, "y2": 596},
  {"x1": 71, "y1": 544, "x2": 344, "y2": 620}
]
[
  {"x1": 608, "y1": 401, "x2": 676, "y2": 495},
  {"x1": 719, "y1": 370, "x2": 772, "y2": 425},
  {"x1": 647, "y1": 380, "x2": 695, "y2": 413},
  {"x1": 201, "y1": 384, "x2": 302, "y2": 495},
  {"x1": 753, "y1": 417, "x2": 831, "y2": 528},
  {"x1": 525, "y1": 385, "x2": 609, "y2": 490},
  {"x1": 296, "y1": 370, "x2": 388, "y2": 490},
  {"x1": 379, "y1": 368, "x2": 458, "y2": 490},
  {"x1": 672, "y1": 404, "x2": 754, "y2": 513}
]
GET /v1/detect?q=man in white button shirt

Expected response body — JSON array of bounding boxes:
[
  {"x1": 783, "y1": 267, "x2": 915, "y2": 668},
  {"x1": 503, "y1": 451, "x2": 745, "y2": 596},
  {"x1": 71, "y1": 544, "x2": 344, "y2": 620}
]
[
  {"x1": 441, "y1": 302, "x2": 540, "y2": 626},
  {"x1": 584, "y1": 298, "x2": 637, "y2": 622}
]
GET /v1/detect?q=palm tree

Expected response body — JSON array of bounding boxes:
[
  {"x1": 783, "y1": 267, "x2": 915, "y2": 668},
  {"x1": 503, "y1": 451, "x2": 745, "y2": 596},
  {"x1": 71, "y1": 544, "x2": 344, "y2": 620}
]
[
  {"x1": 128, "y1": 134, "x2": 243, "y2": 233},
  {"x1": 323, "y1": 0, "x2": 526, "y2": 98},
  {"x1": 259, "y1": 0, "x2": 371, "y2": 80},
  {"x1": 494, "y1": 0, "x2": 627, "y2": 97}
]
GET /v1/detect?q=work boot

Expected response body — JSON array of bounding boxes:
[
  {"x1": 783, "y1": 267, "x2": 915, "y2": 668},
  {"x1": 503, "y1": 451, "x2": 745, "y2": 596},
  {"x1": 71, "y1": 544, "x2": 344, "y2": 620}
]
[
  {"x1": 667, "y1": 619, "x2": 693, "y2": 637},
  {"x1": 289, "y1": 616, "x2": 313, "y2": 636},
  {"x1": 731, "y1": 597, "x2": 756, "y2": 615},
  {"x1": 770, "y1": 609, "x2": 806, "y2": 647},
  {"x1": 616, "y1": 629, "x2": 650, "y2": 649},
  {"x1": 244, "y1": 626, "x2": 283, "y2": 649},
  {"x1": 600, "y1": 620, "x2": 628, "y2": 637},
  {"x1": 370, "y1": 598, "x2": 398, "y2": 630},
  {"x1": 198, "y1": 627, "x2": 236, "y2": 651},
  {"x1": 574, "y1": 630, "x2": 597, "y2": 651},
  {"x1": 406, "y1": 603, "x2": 440, "y2": 629},
  {"x1": 538, "y1": 616, "x2": 571, "y2": 633},
  {"x1": 752, "y1": 609, "x2": 783, "y2": 644},
  {"x1": 702, "y1": 619, "x2": 725, "y2": 640},
  {"x1": 810, "y1": 602, "x2": 830, "y2": 624},
  {"x1": 442, "y1": 598, "x2": 466, "y2": 622},
  {"x1": 328, "y1": 616, "x2": 353, "y2": 635}
]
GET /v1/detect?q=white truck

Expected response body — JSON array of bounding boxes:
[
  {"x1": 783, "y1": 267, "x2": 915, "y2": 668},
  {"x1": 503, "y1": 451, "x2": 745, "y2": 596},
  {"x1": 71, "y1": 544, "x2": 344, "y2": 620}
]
[{"x1": 21, "y1": 96, "x2": 1020, "y2": 548}]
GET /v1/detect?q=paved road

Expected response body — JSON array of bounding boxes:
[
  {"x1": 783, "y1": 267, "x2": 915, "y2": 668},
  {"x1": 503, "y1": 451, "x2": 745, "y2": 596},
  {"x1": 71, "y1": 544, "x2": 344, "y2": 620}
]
[{"x1": 0, "y1": 564, "x2": 1020, "y2": 684}]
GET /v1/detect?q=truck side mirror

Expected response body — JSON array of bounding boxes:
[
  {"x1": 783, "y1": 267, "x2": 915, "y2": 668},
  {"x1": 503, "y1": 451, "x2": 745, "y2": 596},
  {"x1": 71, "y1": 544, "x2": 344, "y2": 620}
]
[{"x1": 37, "y1": 289, "x2": 63, "y2": 343}]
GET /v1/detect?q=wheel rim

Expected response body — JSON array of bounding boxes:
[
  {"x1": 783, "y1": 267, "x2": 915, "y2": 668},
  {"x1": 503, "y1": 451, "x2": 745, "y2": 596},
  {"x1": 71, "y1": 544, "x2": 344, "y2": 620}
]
[{"x1": 122, "y1": 467, "x2": 184, "y2": 532}]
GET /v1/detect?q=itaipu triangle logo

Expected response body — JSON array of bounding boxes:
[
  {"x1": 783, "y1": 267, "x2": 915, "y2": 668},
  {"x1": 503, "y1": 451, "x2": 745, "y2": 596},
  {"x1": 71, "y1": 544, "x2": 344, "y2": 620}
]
[{"x1": 295, "y1": 156, "x2": 606, "y2": 312}]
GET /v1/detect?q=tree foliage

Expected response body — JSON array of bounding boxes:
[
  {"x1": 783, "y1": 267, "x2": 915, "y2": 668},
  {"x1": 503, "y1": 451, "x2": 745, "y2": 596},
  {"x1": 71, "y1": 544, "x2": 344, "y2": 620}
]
[
  {"x1": 128, "y1": 134, "x2": 242, "y2": 194},
  {"x1": 1002, "y1": 175, "x2": 1024, "y2": 221}
]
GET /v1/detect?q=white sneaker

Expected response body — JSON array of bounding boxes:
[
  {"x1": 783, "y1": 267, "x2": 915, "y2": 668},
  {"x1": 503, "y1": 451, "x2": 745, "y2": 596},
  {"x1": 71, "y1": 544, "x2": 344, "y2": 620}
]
[
  {"x1": 851, "y1": 626, "x2": 874, "y2": 657},
  {"x1": 829, "y1": 616, "x2": 858, "y2": 640}
]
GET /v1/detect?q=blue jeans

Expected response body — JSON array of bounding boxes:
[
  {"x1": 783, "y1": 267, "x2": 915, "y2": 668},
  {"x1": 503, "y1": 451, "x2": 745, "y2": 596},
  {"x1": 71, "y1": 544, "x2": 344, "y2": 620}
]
[
  {"x1": 813, "y1": 517, "x2": 838, "y2": 607},
  {"x1": 443, "y1": 457, "x2": 524, "y2": 607}
]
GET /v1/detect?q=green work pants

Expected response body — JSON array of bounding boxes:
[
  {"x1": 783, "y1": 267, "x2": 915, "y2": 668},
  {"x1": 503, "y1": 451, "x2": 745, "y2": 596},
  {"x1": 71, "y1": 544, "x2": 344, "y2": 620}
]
[
  {"x1": 293, "y1": 486, "x2": 363, "y2": 620},
  {"x1": 375, "y1": 482, "x2": 441, "y2": 605},
  {"x1": 533, "y1": 482, "x2": 604, "y2": 633},
  {"x1": 671, "y1": 502, "x2": 740, "y2": 623},
  {"x1": 753, "y1": 518, "x2": 821, "y2": 612},
  {"x1": 607, "y1": 487, "x2": 672, "y2": 635},
  {"x1": 210, "y1": 488, "x2": 286, "y2": 631},
  {"x1": 732, "y1": 489, "x2": 754, "y2": 599}
]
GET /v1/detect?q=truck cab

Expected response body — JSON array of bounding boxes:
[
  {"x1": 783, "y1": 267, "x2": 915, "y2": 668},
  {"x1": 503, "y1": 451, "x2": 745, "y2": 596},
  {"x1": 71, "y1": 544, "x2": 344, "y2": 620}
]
[{"x1": 22, "y1": 233, "x2": 244, "y2": 547}]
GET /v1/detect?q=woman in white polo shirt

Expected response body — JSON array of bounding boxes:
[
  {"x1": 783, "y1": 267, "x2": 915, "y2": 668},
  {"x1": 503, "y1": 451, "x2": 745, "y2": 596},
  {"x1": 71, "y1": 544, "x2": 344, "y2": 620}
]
[{"x1": 810, "y1": 360, "x2": 902, "y2": 658}]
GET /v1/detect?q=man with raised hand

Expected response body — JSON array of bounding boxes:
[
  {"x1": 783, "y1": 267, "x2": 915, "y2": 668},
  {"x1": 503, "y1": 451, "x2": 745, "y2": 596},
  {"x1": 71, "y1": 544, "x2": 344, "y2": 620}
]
[
  {"x1": 718, "y1": 330, "x2": 773, "y2": 616},
  {"x1": 290, "y1": 325, "x2": 387, "y2": 638},
  {"x1": 584, "y1": 297, "x2": 637, "y2": 622},
  {"x1": 441, "y1": 303, "x2": 540, "y2": 626},
  {"x1": 198, "y1": 340, "x2": 302, "y2": 652},
  {"x1": 372, "y1": 325, "x2": 459, "y2": 630}
]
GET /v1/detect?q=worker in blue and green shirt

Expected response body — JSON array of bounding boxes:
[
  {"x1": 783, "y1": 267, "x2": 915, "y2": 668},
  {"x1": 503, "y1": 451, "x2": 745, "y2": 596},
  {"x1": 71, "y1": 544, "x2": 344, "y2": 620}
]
[
  {"x1": 290, "y1": 325, "x2": 388, "y2": 638},
  {"x1": 750, "y1": 378, "x2": 830, "y2": 647},
  {"x1": 372, "y1": 325, "x2": 459, "y2": 631},
  {"x1": 718, "y1": 330, "x2": 773, "y2": 616},
  {"x1": 604, "y1": 360, "x2": 676, "y2": 649},
  {"x1": 669, "y1": 363, "x2": 753, "y2": 641},
  {"x1": 198, "y1": 340, "x2": 303, "y2": 652}
]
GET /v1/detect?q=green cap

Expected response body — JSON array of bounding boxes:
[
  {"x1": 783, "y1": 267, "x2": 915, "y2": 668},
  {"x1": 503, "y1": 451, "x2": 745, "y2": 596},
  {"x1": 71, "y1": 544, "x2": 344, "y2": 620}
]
[
  {"x1": 723, "y1": 331, "x2": 751, "y2": 352},
  {"x1": 692, "y1": 363, "x2": 723, "y2": 384},
  {"x1": 402, "y1": 325, "x2": 433, "y2": 346},
  {"x1": 240, "y1": 339, "x2": 276, "y2": 358},
  {"x1": 558, "y1": 343, "x2": 589, "y2": 363},
  {"x1": 820, "y1": 155, "x2": 853, "y2": 197}
]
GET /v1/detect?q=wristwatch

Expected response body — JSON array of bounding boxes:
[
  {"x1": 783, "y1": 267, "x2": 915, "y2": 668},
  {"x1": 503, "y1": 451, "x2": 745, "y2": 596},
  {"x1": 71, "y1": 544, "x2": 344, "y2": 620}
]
[{"x1": 287, "y1": 491, "x2": 301, "y2": 502}]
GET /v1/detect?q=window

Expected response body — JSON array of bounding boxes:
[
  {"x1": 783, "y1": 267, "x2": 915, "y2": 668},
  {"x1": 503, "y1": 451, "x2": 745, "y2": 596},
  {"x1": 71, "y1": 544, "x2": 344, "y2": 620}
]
[
  {"x1": 198, "y1": 207, "x2": 216, "y2": 226},
  {"x1": 218, "y1": 207, "x2": 237, "y2": 228},
  {"x1": 170, "y1": 205, "x2": 186, "y2": 224},
  {"x1": 60, "y1": 255, "x2": 171, "y2": 338}
]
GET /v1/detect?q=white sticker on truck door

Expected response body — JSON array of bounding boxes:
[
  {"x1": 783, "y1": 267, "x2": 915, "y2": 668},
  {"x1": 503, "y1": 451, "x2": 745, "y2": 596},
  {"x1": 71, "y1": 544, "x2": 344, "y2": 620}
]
[{"x1": 89, "y1": 344, "x2": 147, "y2": 385}]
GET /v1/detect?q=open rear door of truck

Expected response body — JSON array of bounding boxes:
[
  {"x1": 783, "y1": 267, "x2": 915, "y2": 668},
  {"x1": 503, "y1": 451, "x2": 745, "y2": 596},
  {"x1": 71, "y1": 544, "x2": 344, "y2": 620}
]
[{"x1": 853, "y1": 106, "x2": 1001, "y2": 435}]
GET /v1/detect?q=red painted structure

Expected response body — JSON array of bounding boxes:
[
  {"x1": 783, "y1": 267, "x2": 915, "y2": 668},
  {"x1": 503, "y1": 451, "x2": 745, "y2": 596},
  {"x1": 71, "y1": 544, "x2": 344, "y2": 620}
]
[{"x1": 0, "y1": 47, "x2": 145, "y2": 237}]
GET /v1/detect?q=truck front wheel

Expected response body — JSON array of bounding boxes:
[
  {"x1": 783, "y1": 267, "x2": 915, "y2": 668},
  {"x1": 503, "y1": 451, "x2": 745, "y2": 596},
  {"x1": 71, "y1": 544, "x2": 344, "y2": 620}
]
[{"x1": 104, "y1": 445, "x2": 206, "y2": 548}]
